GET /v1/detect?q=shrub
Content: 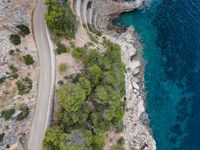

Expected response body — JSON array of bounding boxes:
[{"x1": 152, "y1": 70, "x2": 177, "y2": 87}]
[
  {"x1": 115, "y1": 122, "x2": 124, "y2": 133},
  {"x1": 23, "y1": 54, "x2": 34, "y2": 65},
  {"x1": 72, "y1": 47, "x2": 87, "y2": 59},
  {"x1": 9, "y1": 65, "x2": 18, "y2": 79},
  {"x1": 88, "y1": 33, "x2": 98, "y2": 43},
  {"x1": 0, "y1": 133, "x2": 5, "y2": 143},
  {"x1": 0, "y1": 76, "x2": 7, "y2": 84},
  {"x1": 59, "y1": 63, "x2": 67, "y2": 74},
  {"x1": 55, "y1": 42, "x2": 69, "y2": 54},
  {"x1": 16, "y1": 77, "x2": 32, "y2": 95},
  {"x1": 9, "y1": 50, "x2": 15, "y2": 55},
  {"x1": 0, "y1": 108, "x2": 15, "y2": 120},
  {"x1": 16, "y1": 24, "x2": 30, "y2": 36},
  {"x1": 17, "y1": 104, "x2": 29, "y2": 121},
  {"x1": 10, "y1": 34, "x2": 21, "y2": 45},
  {"x1": 88, "y1": 24, "x2": 102, "y2": 36}
]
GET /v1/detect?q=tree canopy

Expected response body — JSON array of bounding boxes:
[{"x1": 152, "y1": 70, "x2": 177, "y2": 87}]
[
  {"x1": 56, "y1": 83, "x2": 86, "y2": 112},
  {"x1": 45, "y1": 0, "x2": 77, "y2": 39},
  {"x1": 44, "y1": 39, "x2": 125, "y2": 150}
]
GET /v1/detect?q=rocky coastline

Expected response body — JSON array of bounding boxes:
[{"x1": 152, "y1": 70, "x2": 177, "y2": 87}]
[
  {"x1": 105, "y1": 27, "x2": 156, "y2": 150},
  {"x1": 74, "y1": 0, "x2": 156, "y2": 149},
  {"x1": 84, "y1": 0, "x2": 156, "y2": 149}
]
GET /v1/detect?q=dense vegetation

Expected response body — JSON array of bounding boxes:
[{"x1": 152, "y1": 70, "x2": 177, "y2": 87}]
[
  {"x1": 43, "y1": 40, "x2": 125, "y2": 150},
  {"x1": 16, "y1": 24, "x2": 30, "y2": 37},
  {"x1": 45, "y1": 0, "x2": 77, "y2": 39},
  {"x1": 10, "y1": 34, "x2": 21, "y2": 45},
  {"x1": 55, "y1": 42, "x2": 70, "y2": 54}
]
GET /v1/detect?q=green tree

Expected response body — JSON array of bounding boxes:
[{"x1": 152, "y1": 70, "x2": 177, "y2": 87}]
[
  {"x1": 0, "y1": 108, "x2": 15, "y2": 120},
  {"x1": 23, "y1": 54, "x2": 34, "y2": 65},
  {"x1": 98, "y1": 57, "x2": 112, "y2": 71},
  {"x1": 55, "y1": 42, "x2": 69, "y2": 54},
  {"x1": 84, "y1": 50, "x2": 102, "y2": 67},
  {"x1": 102, "y1": 71, "x2": 115, "y2": 87},
  {"x1": 10, "y1": 34, "x2": 21, "y2": 45},
  {"x1": 43, "y1": 126, "x2": 62, "y2": 150},
  {"x1": 45, "y1": 0, "x2": 57, "y2": 6},
  {"x1": 59, "y1": 130, "x2": 93, "y2": 150},
  {"x1": 93, "y1": 133, "x2": 106, "y2": 150},
  {"x1": 16, "y1": 24, "x2": 30, "y2": 36},
  {"x1": 45, "y1": 2, "x2": 77, "y2": 39},
  {"x1": 93, "y1": 86, "x2": 108, "y2": 104},
  {"x1": 88, "y1": 64, "x2": 102, "y2": 86},
  {"x1": 78, "y1": 77, "x2": 91, "y2": 95},
  {"x1": 56, "y1": 83, "x2": 86, "y2": 112},
  {"x1": 103, "y1": 107, "x2": 115, "y2": 121},
  {"x1": 72, "y1": 47, "x2": 87, "y2": 59}
]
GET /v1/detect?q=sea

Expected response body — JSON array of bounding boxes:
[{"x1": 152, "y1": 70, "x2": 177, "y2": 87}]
[{"x1": 115, "y1": 0, "x2": 200, "y2": 149}]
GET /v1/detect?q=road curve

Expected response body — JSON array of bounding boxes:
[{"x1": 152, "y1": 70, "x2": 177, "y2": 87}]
[{"x1": 28, "y1": 0, "x2": 55, "y2": 150}]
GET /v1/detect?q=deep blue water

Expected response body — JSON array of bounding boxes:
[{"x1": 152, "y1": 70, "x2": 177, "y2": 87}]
[{"x1": 115, "y1": 0, "x2": 200, "y2": 149}]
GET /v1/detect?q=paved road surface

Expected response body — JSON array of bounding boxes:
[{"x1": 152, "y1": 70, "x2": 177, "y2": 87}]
[{"x1": 28, "y1": 0, "x2": 55, "y2": 150}]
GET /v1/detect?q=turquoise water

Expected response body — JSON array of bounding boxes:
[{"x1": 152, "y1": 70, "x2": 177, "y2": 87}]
[{"x1": 116, "y1": 0, "x2": 200, "y2": 149}]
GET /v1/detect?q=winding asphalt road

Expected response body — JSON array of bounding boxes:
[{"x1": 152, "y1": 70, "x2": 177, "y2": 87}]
[{"x1": 28, "y1": 0, "x2": 55, "y2": 150}]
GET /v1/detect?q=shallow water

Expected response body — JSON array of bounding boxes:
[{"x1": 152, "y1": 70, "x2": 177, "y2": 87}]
[{"x1": 116, "y1": 0, "x2": 200, "y2": 149}]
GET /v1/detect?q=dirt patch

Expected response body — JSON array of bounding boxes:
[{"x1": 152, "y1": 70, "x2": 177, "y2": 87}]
[{"x1": 56, "y1": 53, "x2": 83, "y2": 85}]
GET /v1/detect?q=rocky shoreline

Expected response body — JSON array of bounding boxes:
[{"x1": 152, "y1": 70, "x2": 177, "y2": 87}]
[
  {"x1": 105, "y1": 27, "x2": 156, "y2": 150},
  {"x1": 90, "y1": 1, "x2": 156, "y2": 149}
]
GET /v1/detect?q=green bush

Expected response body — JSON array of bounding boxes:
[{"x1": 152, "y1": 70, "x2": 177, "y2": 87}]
[
  {"x1": 0, "y1": 76, "x2": 7, "y2": 84},
  {"x1": 16, "y1": 77, "x2": 32, "y2": 95},
  {"x1": 16, "y1": 24, "x2": 30, "y2": 36},
  {"x1": 55, "y1": 42, "x2": 69, "y2": 54},
  {"x1": 10, "y1": 34, "x2": 21, "y2": 45},
  {"x1": 17, "y1": 104, "x2": 29, "y2": 121},
  {"x1": 45, "y1": 0, "x2": 77, "y2": 39},
  {"x1": 23, "y1": 54, "x2": 34, "y2": 65},
  {"x1": 9, "y1": 65, "x2": 18, "y2": 79},
  {"x1": 0, "y1": 108, "x2": 15, "y2": 120},
  {"x1": 72, "y1": 47, "x2": 87, "y2": 59},
  {"x1": 0, "y1": 133, "x2": 5, "y2": 143}
]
